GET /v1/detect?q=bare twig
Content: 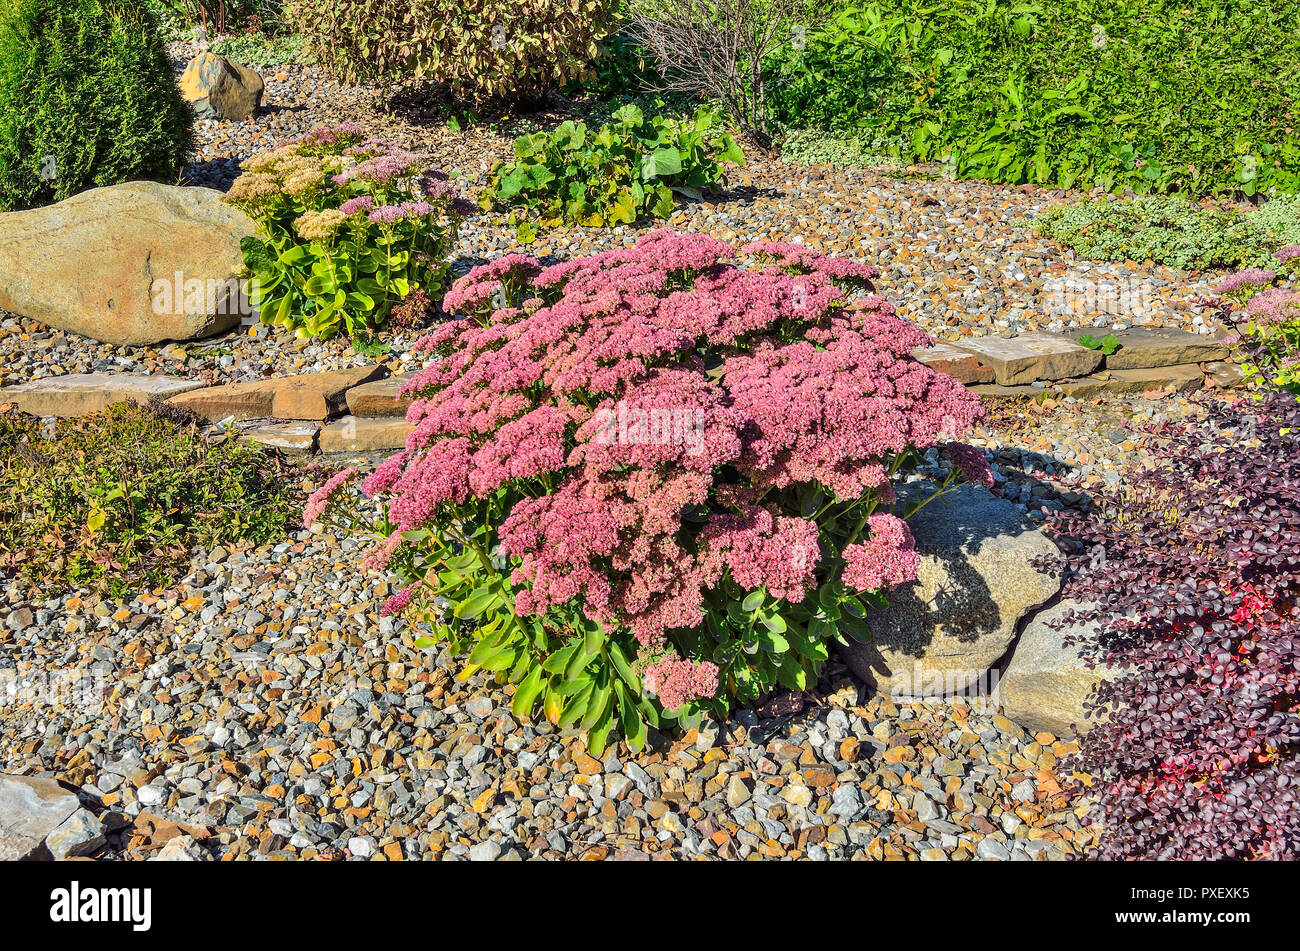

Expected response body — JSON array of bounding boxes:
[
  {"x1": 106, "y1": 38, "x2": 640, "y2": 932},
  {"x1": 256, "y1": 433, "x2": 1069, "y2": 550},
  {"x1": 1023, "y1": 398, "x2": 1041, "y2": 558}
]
[{"x1": 629, "y1": 0, "x2": 814, "y2": 147}]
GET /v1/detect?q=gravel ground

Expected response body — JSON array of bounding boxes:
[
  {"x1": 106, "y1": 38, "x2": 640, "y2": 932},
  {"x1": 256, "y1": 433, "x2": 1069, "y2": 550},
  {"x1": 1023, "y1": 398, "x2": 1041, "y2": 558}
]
[{"x1": 0, "y1": 524, "x2": 1094, "y2": 862}]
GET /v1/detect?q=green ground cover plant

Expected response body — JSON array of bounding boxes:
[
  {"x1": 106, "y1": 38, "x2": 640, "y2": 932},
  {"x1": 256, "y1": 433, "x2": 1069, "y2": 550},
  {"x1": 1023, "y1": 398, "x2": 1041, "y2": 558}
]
[
  {"x1": 0, "y1": 402, "x2": 296, "y2": 597},
  {"x1": 1035, "y1": 195, "x2": 1300, "y2": 271}
]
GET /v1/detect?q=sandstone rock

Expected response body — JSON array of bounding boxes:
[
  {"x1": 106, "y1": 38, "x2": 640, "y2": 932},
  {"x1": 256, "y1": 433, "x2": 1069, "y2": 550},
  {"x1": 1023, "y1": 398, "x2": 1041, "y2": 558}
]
[
  {"x1": 166, "y1": 378, "x2": 278, "y2": 421},
  {"x1": 998, "y1": 599, "x2": 1118, "y2": 738},
  {"x1": 841, "y1": 483, "x2": 1063, "y2": 698},
  {"x1": 1053, "y1": 363, "x2": 1204, "y2": 399},
  {"x1": 1203, "y1": 360, "x2": 1244, "y2": 388},
  {"x1": 179, "y1": 52, "x2": 264, "y2": 120},
  {"x1": 952, "y1": 333, "x2": 1104, "y2": 385},
  {"x1": 168, "y1": 366, "x2": 384, "y2": 422},
  {"x1": 969, "y1": 382, "x2": 1051, "y2": 399},
  {"x1": 1105, "y1": 327, "x2": 1228, "y2": 370},
  {"x1": 0, "y1": 373, "x2": 202, "y2": 418},
  {"x1": 240, "y1": 420, "x2": 319, "y2": 452},
  {"x1": 149, "y1": 833, "x2": 205, "y2": 861},
  {"x1": 0, "y1": 183, "x2": 257, "y2": 346},
  {"x1": 319, "y1": 415, "x2": 413, "y2": 453},
  {"x1": 346, "y1": 373, "x2": 415, "y2": 417},
  {"x1": 269, "y1": 366, "x2": 384, "y2": 420},
  {"x1": 0, "y1": 774, "x2": 80, "y2": 861},
  {"x1": 912, "y1": 343, "x2": 995, "y2": 384}
]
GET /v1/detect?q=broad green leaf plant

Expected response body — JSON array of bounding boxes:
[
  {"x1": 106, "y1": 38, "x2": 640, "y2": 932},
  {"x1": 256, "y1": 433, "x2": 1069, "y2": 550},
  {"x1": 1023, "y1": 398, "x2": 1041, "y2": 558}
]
[{"x1": 480, "y1": 104, "x2": 745, "y2": 228}]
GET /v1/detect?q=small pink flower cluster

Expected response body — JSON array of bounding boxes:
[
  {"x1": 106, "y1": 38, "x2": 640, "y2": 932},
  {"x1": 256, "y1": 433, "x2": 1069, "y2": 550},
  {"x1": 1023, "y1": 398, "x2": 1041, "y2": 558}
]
[
  {"x1": 303, "y1": 467, "x2": 356, "y2": 526},
  {"x1": 365, "y1": 229, "x2": 982, "y2": 687},
  {"x1": 841, "y1": 514, "x2": 920, "y2": 592},
  {"x1": 941, "y1": 442, "x2": 995, "y2": 489},
  {"x1": 1245, "y1": 286, "x2": 1300, "y2": 325},
  {"x1": 368, "y1": 200, "x2": 437, "y2": 224},
  {"x1": 1218, "y1": 268, "x2": 1276, "y2": 295},
  {"x1": 643, "y1": 657, "x2": 720, "y2": 712}
]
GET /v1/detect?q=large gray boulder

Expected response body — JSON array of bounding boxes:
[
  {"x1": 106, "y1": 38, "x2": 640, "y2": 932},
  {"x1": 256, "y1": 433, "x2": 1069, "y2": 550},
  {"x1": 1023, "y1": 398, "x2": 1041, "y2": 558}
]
[
  {"x1": 0, "y1": 182, "x2": 258, "y2": 346},
  {"x1": 841, "y1": 482, "x2": 1062, "y2": 698},
  {"x1": 0, "y1": 774, "x2": 80, "y2": 861},
  {"x1": 998, "y1": 598, "x2": 1118, "y2": 737}
]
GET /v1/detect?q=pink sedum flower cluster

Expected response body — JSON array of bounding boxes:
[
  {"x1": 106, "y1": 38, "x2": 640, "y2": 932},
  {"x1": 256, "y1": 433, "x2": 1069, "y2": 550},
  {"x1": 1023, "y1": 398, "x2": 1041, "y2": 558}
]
[
  {"x1": 643, "y1": 657, "x2": 720, "y2": 712},
  {"x1": 365, "y1": 229, "x2": 982, "y2": 694},
  {"x1": 841, "y1": 514, "x2": 921, "y2": 592}
]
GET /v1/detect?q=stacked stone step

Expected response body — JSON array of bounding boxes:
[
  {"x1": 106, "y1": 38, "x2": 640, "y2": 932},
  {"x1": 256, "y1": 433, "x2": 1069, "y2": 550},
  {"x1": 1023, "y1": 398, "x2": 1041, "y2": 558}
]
[
  {"x1": 913, "y1": 326, "x2": 1232, "y2": 396},
  {"x1": 0, "y1": 326, "x2": 1237, "y2": 458}
]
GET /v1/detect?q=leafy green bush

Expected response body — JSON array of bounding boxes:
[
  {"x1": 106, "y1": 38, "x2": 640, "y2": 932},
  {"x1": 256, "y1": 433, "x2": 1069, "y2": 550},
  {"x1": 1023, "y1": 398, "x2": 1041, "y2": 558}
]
[
  {"x1": 0, "y1": 401, "x2": 296, "y2": 597},
  {"x1": 1035, "y1": 195, "x2": 1300, "y2": 271},
  {"x1": 224, "y1": 124, "x2": 465, "y2": 341},
  {"x1": 768, "y1": 0, "x2": 1300, "y2": 197},
  {"x1": 0, "y1": 0, "x2": 192, "y2": 211},
  {"x1": 780, "y1": 127, "x2": 904, "y2": 170},
  {"x1": 480, "y1": 104, "x2": 744, "y2": 227},
  {"x1": 290, "y1": 0, "x2": 617, "y2": 102}
]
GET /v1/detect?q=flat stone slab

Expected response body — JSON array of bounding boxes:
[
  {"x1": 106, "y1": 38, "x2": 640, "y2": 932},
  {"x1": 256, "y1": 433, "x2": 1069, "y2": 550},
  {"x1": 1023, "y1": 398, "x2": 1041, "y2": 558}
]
[
  {"x1": 319, "y1": 416, "x2": 413, "y2": 453},
  {"x1": 168, "y1": 366, "x2": 384, "y2": 421},
  {"x1": 269, "y1": 366, "x2": 385, "y2": 420},
  {"x1": 239, "y1": 420, "x2": 319, "y2": 452},
  {"x1": 346, "y1": 373, "x2": 415, "y2": 418},
  {"x1": 1054, "y1": 363, "x2": 1204, "y2": 398},
  {"x1": 0, "y1": 773, "x2": 81, "y2": 861},
  {"x1": 167, "y1": 377, "x2": 279, "y2": 421},
  {"x1": 1104, "y1": 327, "x2": 1228, "y2": 370},
  {"x1": 951, "y1": 333, "x2": 1104, "y2": 385},
  {"x1": 970, "y1": 382, "x2": 1052, "y2": 399},
  {"x1": 911, "y1": 343, "x2": 995, "y2": 384},
  {"x1": 0, "y1": 373, "x2": 202, "y2": 418}
]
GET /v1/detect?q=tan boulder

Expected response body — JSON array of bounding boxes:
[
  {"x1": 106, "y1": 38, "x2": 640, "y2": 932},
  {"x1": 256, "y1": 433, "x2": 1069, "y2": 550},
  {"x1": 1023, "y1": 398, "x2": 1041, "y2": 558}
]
[
  {"x1": 179, "y1": 52, "x2": 264, "y2": 121},
  {"x1": 841, "y1": 483, "x2": 1063, "y2": 698},
  {"x1": 0, "y1": 182, "x2": 258, "y2": 346}
]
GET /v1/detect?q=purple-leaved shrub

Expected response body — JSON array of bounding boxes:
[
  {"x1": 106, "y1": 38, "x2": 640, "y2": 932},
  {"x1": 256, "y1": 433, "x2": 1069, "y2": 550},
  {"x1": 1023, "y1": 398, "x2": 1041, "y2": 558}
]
[{"x1": 1050, "y1": 391, "x2": 1300, "y2": 859}]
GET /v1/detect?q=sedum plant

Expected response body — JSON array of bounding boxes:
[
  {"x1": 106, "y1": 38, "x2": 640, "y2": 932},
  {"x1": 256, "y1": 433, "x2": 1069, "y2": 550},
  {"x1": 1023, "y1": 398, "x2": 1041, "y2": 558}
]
[
  {"x1": 290, "y1": 0, "x2": 617, "y2": 102},
  {"x1": 480, "y1": 104, "x2": 745, "y2": 228},
  {"x1": 307, "y1": 230, "x2": 990, "y2": 753},
  {"x1": 224, "y1": 123, "x2": 468, "y2": 341},
  {"x1": 1217, "y1": 249, "x2": 1300, "y2": 399}
]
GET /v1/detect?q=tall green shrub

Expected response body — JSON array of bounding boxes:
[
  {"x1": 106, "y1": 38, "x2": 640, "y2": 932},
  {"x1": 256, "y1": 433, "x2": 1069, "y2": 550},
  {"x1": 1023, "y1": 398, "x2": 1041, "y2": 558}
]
[
  {"x1": 0, "y1": 0, "x2": 192, "y2": 211},
  {"x1": 290, "y1": 0, "x2": 618, "y2": 102}
]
